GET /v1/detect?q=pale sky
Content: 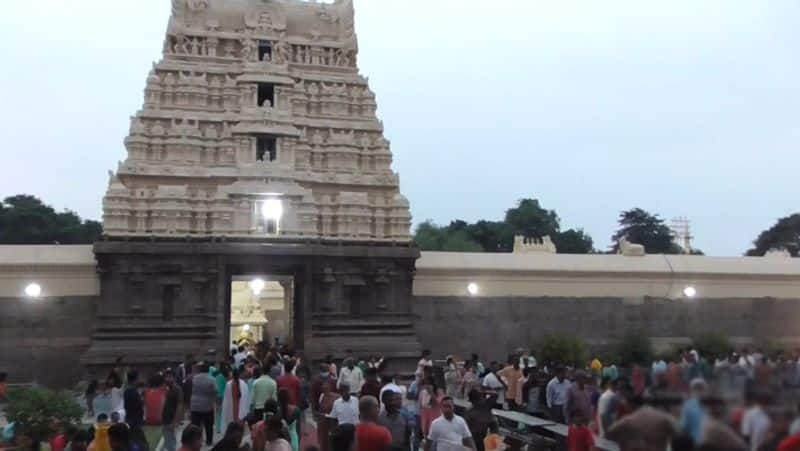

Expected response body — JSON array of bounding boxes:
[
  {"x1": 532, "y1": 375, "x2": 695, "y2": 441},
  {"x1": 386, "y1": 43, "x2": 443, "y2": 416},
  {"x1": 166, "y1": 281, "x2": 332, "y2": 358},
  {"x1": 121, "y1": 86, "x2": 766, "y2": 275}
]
[{"x1": 1, "y1": 1, "x2": 798, "y2": 256}]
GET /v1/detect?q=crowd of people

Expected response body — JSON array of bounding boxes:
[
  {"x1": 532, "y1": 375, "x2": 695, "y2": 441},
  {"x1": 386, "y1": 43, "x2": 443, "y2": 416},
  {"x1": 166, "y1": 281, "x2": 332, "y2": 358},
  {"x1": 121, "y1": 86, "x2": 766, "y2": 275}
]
[
  {"x1": 8, "y1": 343, "x2": 800, "y2": 451},
  {"x1": 423, "y1": 347, "x2": 800, "y2": 451}
]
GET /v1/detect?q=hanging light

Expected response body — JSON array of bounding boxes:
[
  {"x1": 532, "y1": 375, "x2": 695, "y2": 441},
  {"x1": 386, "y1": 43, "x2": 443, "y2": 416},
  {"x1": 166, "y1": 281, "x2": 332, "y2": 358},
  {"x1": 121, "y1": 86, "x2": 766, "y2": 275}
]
[
  {"x1": 683, "y1": 286, "x2": 697, "y2": 299},
  {"x1": 24, "y1": 282, "x2": 42, "y2": 298},
  {"x1": 249, "y1": 278, "x2": 266, "y2": 296},
  {"x1": 467, "y1": 282, "x2": 479, "y2": 297},
  {"x1": 243, "y1": 324, "x2": 251, "y2": 332}
]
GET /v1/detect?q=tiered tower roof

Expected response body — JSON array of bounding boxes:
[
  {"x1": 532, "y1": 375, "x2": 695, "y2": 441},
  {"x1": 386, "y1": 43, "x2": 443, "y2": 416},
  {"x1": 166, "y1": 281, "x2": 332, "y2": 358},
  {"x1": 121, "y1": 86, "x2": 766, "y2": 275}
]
[{"x1": 103, "y1": 0, "x2": 412, "y2": 242}]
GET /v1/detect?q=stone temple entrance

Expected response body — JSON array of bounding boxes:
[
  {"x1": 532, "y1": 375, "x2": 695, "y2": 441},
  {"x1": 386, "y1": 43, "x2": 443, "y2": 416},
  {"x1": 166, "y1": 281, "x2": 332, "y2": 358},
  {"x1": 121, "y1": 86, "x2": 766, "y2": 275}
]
[
  {"x1": 229, "y1": 276, "x2": 294, "y2": 349},
  {"x1": 83, "y1": 240, "x2": 421, "y2": 372}
]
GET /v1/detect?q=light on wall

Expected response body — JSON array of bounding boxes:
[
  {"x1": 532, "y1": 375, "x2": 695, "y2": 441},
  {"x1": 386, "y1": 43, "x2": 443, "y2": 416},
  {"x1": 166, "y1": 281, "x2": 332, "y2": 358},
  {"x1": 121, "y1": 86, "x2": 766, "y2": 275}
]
[
  {"x1": 249, "y1": 278, "x2": 266, "y2": 296},
  {"x1": 260, "y1": 198, "x2": 284, "y2": 235},
  {"x1": 467, "y1": 282, "x2": 479, "y2": 297},
  {"x1": 243, "y1": 324, "x2": 251, "y2": 332},
  {"x1": 261, "y1": 199, "x2": 283, "y2": 221},
  {"x1": 683, "y1": 286, "x2": 697, "y2": 299},
  {"x1": 24, "y1": 282, "x2": 42, "y2": 298}
]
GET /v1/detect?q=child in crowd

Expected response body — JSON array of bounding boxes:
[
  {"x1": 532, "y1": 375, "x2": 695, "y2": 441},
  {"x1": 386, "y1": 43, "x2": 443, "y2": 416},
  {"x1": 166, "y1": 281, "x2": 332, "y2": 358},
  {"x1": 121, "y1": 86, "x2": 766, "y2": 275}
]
[
  {"x1": 483, "y1": 422, "x2": 503, "y2": 451},
  {"x1": 88, "y1": 414, "x2": 111, "y2": 451},
  {"x1": 567, "y1": 412, "x2": 595, "y2": 451}
]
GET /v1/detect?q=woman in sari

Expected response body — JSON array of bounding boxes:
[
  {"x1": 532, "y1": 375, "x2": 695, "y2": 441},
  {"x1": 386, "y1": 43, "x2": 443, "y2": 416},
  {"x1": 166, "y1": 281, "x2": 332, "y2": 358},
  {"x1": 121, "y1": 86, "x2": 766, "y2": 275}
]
[
  {"x1": 221, "y1": 369, "x2": 250, "y2": 428},
  {"x1": 444, "y1": 356, "x2": 462, "y2": 398},
  {"x1": 277, "y1": 388, "x2": 301, "y2": 451},
  {"x1": 461, "y1": 362, "x2": 480, "y2": 399},
  {"x1": 317, "y1": 380, "x2": 340, "y2": 451},
  {"x1": 419, "y1": 376, "x2": 442, "y2": 438}
]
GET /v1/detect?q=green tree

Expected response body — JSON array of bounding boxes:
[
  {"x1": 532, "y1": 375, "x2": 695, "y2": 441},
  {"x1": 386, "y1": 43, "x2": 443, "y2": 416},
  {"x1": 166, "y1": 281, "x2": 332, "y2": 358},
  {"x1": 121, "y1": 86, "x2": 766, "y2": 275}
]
[
  {"x1": 746, "y1": 214, "x2": 800, "y2": 257},
  {"x1": 0, "y1": 195, "x2": 102, "y2": 244},
  {"x1": 440, "y1": 230, "x2": 483, "y2": 252},
  {"x1": 413, "y1": 220, "x2": 483, "y2": 252},
  {"x1": 6, "y1": 387, "x2": 83, "y2": 448},
  {"x1": 414, "y1": 220, "x2": 447, "y2": 250},
  {"x1": 611, "y1": 208, "x2": 680, "y2": 254},
  {"x1": 538, "y1": 333, "x2": 588, "y2": 367},
  {"x1": 553, "y1": 228, "x2": 594, "y2": 254},
  {"x1": 465, "y1": 220, "x2": 514, "y2": 252},
  {"x1": 692, "y1": 333, "x2": 733, "y2": 360},
  {"x1": 616, "y1": 329, "x2": 654, "y2": 366},
  {"x1": 413, "y1": 198, "x2": 595, "y2": 254},
  {"x1": 505, "y1": 199, "x2": 560, "y2": 239}
]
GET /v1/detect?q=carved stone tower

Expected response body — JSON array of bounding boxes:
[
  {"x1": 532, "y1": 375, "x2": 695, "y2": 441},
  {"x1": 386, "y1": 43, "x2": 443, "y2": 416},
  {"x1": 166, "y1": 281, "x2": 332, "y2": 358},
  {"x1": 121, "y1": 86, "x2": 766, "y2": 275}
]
[{"x1": 85, "y1": 0, "x2": 421, "y2": 370}]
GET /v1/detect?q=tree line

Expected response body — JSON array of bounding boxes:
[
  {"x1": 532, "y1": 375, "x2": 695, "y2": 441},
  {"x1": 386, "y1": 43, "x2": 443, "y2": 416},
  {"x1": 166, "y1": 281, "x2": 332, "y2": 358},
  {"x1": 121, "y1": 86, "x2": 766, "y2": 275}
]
[
  {"x1": 0, "y1": 194, "x2": 797, "y2": 256},
  {"x1": 415, "y1": 198, "x2": 799, "y2": 256}
]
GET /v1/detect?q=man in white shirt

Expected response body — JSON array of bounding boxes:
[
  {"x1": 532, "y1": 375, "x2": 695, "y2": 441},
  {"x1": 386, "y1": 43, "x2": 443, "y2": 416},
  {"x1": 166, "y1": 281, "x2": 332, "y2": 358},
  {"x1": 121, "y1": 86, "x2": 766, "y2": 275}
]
[
  {"x1": 481, "y1": 363, "x2": 506, "y2": 409},
  {"x1": 329, "y1": 383, "x2": 360, "y2": 426},
  {"x1": 415, "y1": 350, "x2": 433, "y2": 383},
  {"x1": 424, "y1": 397, "x2": 476, "y2": 451},
  {"x1": 337, "y1": 359, "x2": 364, "y2": 395},
  {"x1": 233, "y1": 346, "x2": 247, "y2": 368},
  {"x1": 379, "y1": 375, "x2": 406, "y2": 410},
  {"x1": 741, "y1": 394, "x2": 771, "y2": 451},
  {"x1": 519, "y1": 350, "x2": 537, "y2": 370},
  {"x1": 545, "y1": 367, "x2": 571, "y2": 424},
  {"x1": 597, "y1": 378, "x2": 619, "y2": 436}
]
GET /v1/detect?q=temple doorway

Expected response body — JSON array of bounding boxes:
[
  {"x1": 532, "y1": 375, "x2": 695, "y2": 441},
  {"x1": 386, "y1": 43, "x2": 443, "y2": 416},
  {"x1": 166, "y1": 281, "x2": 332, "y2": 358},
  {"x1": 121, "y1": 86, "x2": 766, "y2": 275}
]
[{"x1": 229, "y1": 275, "x2": 294, "y2": 349}]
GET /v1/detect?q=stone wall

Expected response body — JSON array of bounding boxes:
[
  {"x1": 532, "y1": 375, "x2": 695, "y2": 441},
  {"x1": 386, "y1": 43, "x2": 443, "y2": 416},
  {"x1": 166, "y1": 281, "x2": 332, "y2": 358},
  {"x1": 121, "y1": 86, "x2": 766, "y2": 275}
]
[
  {"x1": 0, "y1": 296, "x2": 95, "y2": 388},
  {"x1": 412, "y1": 296, "x2": 800, "y2": 361}
]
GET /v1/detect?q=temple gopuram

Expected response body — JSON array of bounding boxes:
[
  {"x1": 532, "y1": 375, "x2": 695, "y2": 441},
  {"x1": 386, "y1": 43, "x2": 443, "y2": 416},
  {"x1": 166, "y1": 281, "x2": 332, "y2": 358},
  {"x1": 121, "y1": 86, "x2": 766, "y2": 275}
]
[{"x1": 88, "y1": 0, "x2": 421, "y2": 370}]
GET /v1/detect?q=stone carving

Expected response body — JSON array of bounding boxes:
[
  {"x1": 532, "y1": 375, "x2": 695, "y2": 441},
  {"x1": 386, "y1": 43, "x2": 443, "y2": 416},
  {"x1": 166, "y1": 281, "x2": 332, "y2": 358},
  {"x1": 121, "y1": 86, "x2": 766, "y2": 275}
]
[
  {"x1": 513, "y1": 235, "x2": 557, "y2": 254},
  {"x1": 619, "y1": 237, "x2": 646, "y2": 257},
  {"x1": 102, "y1": 0, "x2": 412, "y2": 241},
  {"x1": 240, "y1": 38, "x2": 256, "y2": 61},
  {"x1": 244, "y1": 4, "x2": 287, "y2": 33},
  {"x1": 273, "y1": 36, "x2": 290, "y2": 65},
  {"x1": 223, "y1": 40, "x2": 236, "y2": 58},
  {"x1": 130, "y1": 118, "x2": 146, "y2": 135},
  {"x1": 186, "y1": 0, "x2": 208, "y2": 12}
]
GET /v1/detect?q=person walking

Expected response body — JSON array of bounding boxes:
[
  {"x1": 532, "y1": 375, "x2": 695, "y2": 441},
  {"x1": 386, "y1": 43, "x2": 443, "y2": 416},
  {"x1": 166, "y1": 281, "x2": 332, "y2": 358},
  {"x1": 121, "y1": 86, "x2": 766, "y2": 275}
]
[
  {"x1": 378, "y1": 390, "x2": 410, "y2": 450},
  {"x1": 597, "y1": 377, "x2": 618, "y2": 437},
  {"x1": 277, "y1": 361, "x2": 302, "y2": 406},
  {"x1": 360, "y1": 369, "x2": 382, "y2": 402},
  {"x1": 277, "y1": 388, "x2": 302, "y2": 451},
  {"x1": 337, "y1": 359, "x2": 364, "y2": 396},
  {"x1": 329, "y1": 383, "x2": 360, "y2": 426},
  {"x1": 424, "y1": 397, "x2": 476, "y2": 451},
  {"x1": 123, "y1": 371, "x2": 148, "y2": 451},
  {"x1": 564, "y1": 372, "x2": 592, "y2": 427},
  {"x1": 221, "y1": 369, "x2": 250, "y2": 427},
  {"x1": 318, "y1": 380, "x2": 341, "y2": 451},
  {"x1": 162, "y1": 369, "x2": 184, "y2": 451},
  {"x1": 497, "y1": 360, "x2": 523, "y2": 410},
  {"x1": 419, "y1": 376, "x2": 443, "y2": 439},
  {"x1": 355, "y1": 396, "x2": 392, "y2": 451},
  {"x1": 545, "y1": 367, "x2": 571, "y2": 424},
  {"x1": 251, "y1": 366, "x2": 277, "y2": 423},
  {"x1": 190, "y1": 363, "x2": 217, "y2": 446}
]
